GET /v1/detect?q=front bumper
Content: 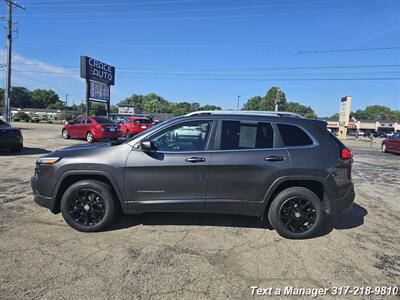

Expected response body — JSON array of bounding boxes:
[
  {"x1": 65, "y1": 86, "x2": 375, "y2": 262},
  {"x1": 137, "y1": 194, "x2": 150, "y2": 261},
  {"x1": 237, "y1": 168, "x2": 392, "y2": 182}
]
[
  {"x1": 324, "y1": 183, "x2": 355, "y2": 214},
  {"x1": 31, "y1": 175, "x2": 55, "y2": 212}
]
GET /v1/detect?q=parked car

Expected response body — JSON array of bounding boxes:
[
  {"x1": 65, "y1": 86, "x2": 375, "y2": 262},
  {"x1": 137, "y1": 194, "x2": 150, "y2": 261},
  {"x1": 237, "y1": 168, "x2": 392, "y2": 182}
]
[
  {"x1": 32, "y1": 115, "x2": 43, "y2": 123},
  {"x1": 382, "y1": 132, "x2": 400, "y2": 154},
  {"x1": 32, "y1": 111, "x2": 355, "y2": 239},
  {"x1": 62, "y1": 116, "x2": 119, "y2": 143},
  {"x1": 0, "y1": 119, "x2": 23, "y2": 152},
  {"x1": 119, "y1": 116, "x2": 153, "y2": 138}
]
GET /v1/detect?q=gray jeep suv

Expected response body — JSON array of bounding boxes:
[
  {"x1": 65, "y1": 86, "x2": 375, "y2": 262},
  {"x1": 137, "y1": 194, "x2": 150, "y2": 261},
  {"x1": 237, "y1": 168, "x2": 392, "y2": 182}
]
[{"x1": 31, "y1": 111, "x2": 355, "y2": 239}]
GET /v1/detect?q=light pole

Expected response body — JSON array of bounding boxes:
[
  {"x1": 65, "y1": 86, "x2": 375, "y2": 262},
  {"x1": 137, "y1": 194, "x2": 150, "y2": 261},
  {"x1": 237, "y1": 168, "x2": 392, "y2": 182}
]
[
  {"x1": 237, "y1": 95, "x2": 241, "y2": 110},
  {"x1": 275, "y1": 88, "x2": 281, "y2": 112}
]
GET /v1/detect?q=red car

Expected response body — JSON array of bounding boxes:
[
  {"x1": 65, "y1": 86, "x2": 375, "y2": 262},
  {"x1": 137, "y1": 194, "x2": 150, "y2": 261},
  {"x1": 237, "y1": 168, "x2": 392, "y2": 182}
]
[
  {"x1": 62, "y1": 116, "x2": 119, "y2": 143},
  {"x1": 382, "y1": 132, "x2": 400, "y2": 154},
  {"x1": 119, "y1": 116, "x2": 153, "y2": 138}
]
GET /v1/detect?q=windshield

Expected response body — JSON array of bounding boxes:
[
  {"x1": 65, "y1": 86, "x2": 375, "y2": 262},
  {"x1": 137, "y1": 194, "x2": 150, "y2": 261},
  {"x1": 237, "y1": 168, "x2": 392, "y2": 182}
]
[
  {"x1": 123, "y1": 117, "x2": 180, "y2": 144},
  {"x1": 93, "y1": 117, "x2": 114, "y2": 124}
]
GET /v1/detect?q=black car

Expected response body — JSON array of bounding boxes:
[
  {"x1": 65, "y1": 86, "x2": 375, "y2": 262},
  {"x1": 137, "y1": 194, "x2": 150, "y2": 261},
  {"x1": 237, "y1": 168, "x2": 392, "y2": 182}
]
[
  {"x1": 0, "y1": 119, "x2": 23, "y2": 152},
  {"x1": 31, "y1": 111, "x2": 355, "y2": 239}
]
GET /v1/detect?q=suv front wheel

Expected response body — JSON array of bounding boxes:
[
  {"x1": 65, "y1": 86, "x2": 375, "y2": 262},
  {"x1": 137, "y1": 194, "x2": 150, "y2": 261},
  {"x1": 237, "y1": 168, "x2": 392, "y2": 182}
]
[
  {"x1": 268, "y1": 187, "x2": 324, "y2": 239},
  {"x1": 60, "y1": 180, "x2": 118, "y2": 232}
]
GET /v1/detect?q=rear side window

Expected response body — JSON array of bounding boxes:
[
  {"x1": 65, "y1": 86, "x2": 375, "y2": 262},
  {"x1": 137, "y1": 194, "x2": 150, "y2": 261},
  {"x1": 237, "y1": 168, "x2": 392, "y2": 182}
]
[
  {"x1": 93, "y1": 117, "x2": 113, "y2": 124},
  {"x1": 220, "y1": 121, "x2": 274, "y2": 150},
  {"x1": 277, "y1": 124, "x2": 313, "y2": 147},
  {"x1": 134, "y1": 119, "x2": 152, "y2": 124}
]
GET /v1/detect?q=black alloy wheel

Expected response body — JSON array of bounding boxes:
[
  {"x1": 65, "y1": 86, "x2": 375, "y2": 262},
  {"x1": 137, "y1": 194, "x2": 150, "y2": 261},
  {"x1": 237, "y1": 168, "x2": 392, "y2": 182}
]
[
  {"x1": 60, "y1": 180, "x2": 118, "y2": 232},
  {"x1": 279, "y1": 197, "x2": 317, "y2": 233},
  {"x1": 268, "y1": 187, "x2": 324, "y2": 239},
  {"x1": 67, "y1": 189, "x2": 106, "y2": 227}
]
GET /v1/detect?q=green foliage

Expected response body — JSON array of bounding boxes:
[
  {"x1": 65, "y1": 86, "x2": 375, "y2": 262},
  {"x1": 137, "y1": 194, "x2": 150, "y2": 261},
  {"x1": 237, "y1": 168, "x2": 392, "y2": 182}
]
[
  {"x1": 242, "y1": 96, "x2": 262, "y2": 110},
  {"x1": 242, "y1": 87, "x2": 316, "y2": 118},
  {"x1": 14, "y1": 111, "x2": 30, "y2": 121},
  {"x1": 0, "y1": 87, "x2": 64, "y2": 109},
  {"x1": 120, "y1": 93, "x2": 221, "y2": 116},
  {"x1": 10, "y1": 87, "x2": 32, "y2": 108},
  {"x1": 350, "y1": 105, "x2": 399, "y2": 121},
  {"x1": 282, "y1": 101, "x2": 316, "y2": 118},
  {"x1": 30, "y1": 89, "x2": 61, "y2": 108}
]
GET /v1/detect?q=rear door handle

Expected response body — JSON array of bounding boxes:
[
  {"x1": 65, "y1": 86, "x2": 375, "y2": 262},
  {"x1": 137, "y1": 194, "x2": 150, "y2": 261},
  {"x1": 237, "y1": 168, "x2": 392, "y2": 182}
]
[
  {"x1": 185, "y1": 157, "x2": 206, "y2": 163},
  {"x1": 264, "y1": 156, "x2": 285, "y2": 162}
]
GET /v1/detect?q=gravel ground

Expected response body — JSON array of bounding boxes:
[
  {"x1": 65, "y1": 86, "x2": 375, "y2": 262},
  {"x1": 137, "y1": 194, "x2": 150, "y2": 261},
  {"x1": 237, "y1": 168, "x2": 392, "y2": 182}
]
[{"x1": 0, "y1": 123, "x2": 399, "y2": 299}]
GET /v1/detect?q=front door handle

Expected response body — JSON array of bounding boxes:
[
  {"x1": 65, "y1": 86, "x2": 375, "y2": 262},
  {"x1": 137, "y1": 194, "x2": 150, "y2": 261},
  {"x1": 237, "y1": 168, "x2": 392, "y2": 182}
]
[
  {"x1": 185, "y1": 157, "x2": 206, "y2": 163},
  {"x1": 264, "y1": 156, "x2": 285, "y2": 162}
]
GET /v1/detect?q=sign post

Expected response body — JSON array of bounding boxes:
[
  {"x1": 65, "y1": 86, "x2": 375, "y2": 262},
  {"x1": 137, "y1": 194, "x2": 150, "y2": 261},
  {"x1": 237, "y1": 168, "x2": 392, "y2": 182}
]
[
  {"x1": 338, "y1": 96, "x2": 352, "y2": 140},
  {"x1": 80, "y1": 56, "x2": 115, "y2": 117}
]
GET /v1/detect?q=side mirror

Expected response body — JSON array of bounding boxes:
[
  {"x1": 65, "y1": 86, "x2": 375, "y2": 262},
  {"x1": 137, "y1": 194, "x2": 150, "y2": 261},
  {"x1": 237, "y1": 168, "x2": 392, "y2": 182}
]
[{"x1": 140, "y1": 141, "x2": 155, "y2": 152}]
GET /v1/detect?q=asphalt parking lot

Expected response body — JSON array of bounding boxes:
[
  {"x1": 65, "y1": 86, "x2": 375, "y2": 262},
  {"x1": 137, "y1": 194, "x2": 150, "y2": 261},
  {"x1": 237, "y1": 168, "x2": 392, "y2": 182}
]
[{"x1": 0, "y1": 123, "x2": 399, "y2": 299}]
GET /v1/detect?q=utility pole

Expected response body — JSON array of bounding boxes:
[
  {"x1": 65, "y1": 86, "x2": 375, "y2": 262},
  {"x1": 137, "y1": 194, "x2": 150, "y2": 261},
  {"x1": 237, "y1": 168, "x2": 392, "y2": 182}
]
[
  {"x1": 64, "y1": 93, "x2": 69, "y2": 120},
  {"x1": 237, "y1": 95, "x2": 240, "y2": 110},
  {"x1": 274, "y1": 88, "x2": 281, "y2": 112},
  {"x1": 3, "y1": 0, "x2": 25, "y2": 124}
]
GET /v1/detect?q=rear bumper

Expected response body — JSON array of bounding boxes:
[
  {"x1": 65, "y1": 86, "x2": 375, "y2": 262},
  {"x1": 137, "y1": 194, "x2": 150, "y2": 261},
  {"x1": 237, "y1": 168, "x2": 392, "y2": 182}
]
[
  {"x1": 31, "y1": 175, "x2": 56, "y2": 212},
  {"x1": 324, "y1": 183, "x2": 355, "y2": 214},
  {"x1": 93, "y1": 131, "x2": 119, "y2": 140}
]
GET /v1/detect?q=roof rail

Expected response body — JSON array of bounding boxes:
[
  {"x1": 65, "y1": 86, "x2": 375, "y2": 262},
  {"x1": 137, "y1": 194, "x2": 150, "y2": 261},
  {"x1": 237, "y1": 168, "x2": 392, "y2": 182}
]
[{"x1": 185, "y1": 110, "x2": 303, "y2": 118}]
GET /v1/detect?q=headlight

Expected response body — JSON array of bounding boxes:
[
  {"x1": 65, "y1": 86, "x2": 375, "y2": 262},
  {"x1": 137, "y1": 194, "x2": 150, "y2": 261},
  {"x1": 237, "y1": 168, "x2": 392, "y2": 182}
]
[{"x1": 36, "y1": 157, "x2": 62, "y2": 165}]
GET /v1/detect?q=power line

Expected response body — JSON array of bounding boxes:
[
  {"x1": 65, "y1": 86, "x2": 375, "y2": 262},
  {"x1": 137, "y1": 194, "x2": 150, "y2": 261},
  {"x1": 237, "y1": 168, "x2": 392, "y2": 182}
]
[
  {"x1": 8, "y1": 69, "x2": 400, "y2": 81},
  {"x1": 296, "y1": 46, "x2": 400, "y2": 54},
  {"x1": 8, "y1": 62, "x2": 400, "y2": 71}
]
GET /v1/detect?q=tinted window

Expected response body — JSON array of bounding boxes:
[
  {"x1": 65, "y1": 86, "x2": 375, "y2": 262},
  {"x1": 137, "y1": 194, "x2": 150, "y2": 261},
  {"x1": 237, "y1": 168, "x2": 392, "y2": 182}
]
[
  {"x1": 134, "y1": 119, "x2": 152, "y2": 124},
  {"x1": 73, "y1": 117, "x2": 84, "y2": 124},
  {"x1": 278, "y1": 124, "x2": 313, "y2": 146},
  {"x1": 84, "y1": 118, "x2": 92, "y2": 124},
  {"x1": 93, "y1": 117, "x2": 113, "y2": 124},
  {"x1": 220, "y1": 121, "x2": 274, "y2": 150},
  {"x1": 149, "y1": 120, "x2": 212, "y2": 152}
]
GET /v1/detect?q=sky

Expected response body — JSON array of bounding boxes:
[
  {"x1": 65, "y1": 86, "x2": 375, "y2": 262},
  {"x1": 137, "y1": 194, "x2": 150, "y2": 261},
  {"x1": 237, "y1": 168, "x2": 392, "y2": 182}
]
[{"x1": 1, "y1": 0, "x2": 400, "y2": 117}]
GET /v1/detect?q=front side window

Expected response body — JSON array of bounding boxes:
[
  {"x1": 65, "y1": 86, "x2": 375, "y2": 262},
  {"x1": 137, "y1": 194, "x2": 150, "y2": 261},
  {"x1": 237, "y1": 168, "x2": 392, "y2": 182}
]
[
  {"x1": 149, "y1": 120, "x2": 212, "y2": 152},
  {"x1": 277, "y1": 124, "x2": 313, "y2": 146},
  {"x1": 219, "y1": 120, "x2": 274, "y2": 150}
]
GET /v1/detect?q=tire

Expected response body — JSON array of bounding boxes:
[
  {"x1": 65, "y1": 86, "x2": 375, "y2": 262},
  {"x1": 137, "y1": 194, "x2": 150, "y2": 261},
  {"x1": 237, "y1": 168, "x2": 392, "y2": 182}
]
[
  {"x1": 10, "y1": 144, "x2": 23, "y2": 153},
  {"x1": 60, "y1": 180, "x2": 118, "y2": 232},
  {"x1": 125, "y1": 130, "x2": 130, "y2": 138},
  {"x1": 86, "y1": 131, "x2": 94, "y2": 143},
  {"x1": 268, "y1": 187, "x2": 324, "y2": 239},
  {"x1": 382, "y1": 143, "x2": 387, "y2": 153},
  {"x1": 62, "y1": 129, "x2": 70, "y2": 139}
]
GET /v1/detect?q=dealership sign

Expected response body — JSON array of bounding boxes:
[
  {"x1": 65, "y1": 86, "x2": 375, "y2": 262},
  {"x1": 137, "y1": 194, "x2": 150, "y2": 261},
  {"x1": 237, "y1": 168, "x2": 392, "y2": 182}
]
[
  {"x1": 80, "y1": 56, "x2": 115, "y2": 85},
  {"x1": 89, "y1": 80, "x2": 110, "y2": 103}
]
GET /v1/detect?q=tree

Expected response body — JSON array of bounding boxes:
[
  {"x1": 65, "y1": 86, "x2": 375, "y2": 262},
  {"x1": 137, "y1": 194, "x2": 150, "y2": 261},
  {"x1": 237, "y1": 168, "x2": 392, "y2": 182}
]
[
  {"x1": 242, "y1": 96, "x2": 262, "y2": 110},
  {"x1": 241, "y1": 87, "x2": 316, "y2": 117},
  {"x1": 120, "y1": 92, "x2": 220, "y2": 116},
  {"x1": 259, "y1": 87, "x2": 287, "y2": 111},
  {"x1": 10, "y1": 87, "x2": 32, "y2": 108},
  {"x1": 30, "y1": 89, "x2": 61, "y2": 108},
  {"x1": 199, "y1": 104, "x2": 221, "y2": 111},
  {"x1": 282, "y1": 101, "x2": 316, "y2": 118}
]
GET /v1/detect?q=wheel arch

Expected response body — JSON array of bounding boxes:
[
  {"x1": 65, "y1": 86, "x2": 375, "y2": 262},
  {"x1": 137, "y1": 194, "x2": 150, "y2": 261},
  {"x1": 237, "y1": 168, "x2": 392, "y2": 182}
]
[
  {"x1": 261, "y1": 176, "x2": 327, "y2": 215},
  {"x1": 52, "y1": 171, "x2": 125, "y2": 214}
]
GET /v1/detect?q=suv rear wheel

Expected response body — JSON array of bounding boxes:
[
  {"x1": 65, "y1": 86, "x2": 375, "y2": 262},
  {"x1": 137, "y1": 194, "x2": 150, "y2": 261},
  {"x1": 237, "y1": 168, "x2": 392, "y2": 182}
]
[
  {"x1": 268, "y1": 187, "x2": 324, "y2": 239},
  {"x1": 60, "y1": 180, "x2": 118, "y2": 232}
]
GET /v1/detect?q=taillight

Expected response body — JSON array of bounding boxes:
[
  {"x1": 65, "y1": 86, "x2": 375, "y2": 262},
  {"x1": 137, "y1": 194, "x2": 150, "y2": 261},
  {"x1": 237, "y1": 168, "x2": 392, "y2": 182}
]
[
  {"x1": 16, "y1": 128, "x2": 21, "y2": 135},
  {"x1": 341, "y1": 148, "x2": 353, "y2": 159}
]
